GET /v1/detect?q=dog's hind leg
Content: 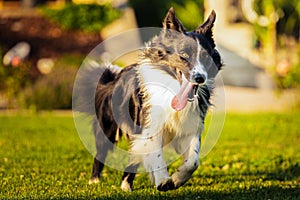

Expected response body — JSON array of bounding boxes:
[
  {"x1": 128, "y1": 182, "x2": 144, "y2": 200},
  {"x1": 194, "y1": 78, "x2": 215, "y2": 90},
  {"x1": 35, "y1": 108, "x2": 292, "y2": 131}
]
[
  {"x1": 89, "y1": 139, "x2": 111, "y2": 184},
  {"x1": 90, "y1": 157, "x2": 105, "y2": 184},
  {"x1": 121, "y1": 164, "x2": 139, "y2": 191},
  {"x1": 89, "y1": 118, "x2": 114, "y2": 184},
  {"x1": 89, "y1": 147, "x2": 109, "y2": 184}
]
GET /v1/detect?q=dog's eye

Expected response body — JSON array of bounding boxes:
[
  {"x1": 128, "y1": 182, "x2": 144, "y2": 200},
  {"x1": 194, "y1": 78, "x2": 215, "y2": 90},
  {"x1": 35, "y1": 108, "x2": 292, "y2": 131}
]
[
  {"x1": 200, "y1": 51, "x2": 209, "y2": 59},
  {"x1": 179, "y1": 52, "x2": 189, "y2": 60},
  {"x1": 157, "y1": 50, "x2": 164, "y2": 57}
]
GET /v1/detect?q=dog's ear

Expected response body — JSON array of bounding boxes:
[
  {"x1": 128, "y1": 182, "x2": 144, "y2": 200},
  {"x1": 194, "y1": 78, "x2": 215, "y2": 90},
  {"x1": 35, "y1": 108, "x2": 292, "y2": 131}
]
[
  {"x1": 194, "y1": 10, "x2": 216, "y2": 39},
  {"x1": 163, "y1": 7, "x2": 186, "y2": 33}
]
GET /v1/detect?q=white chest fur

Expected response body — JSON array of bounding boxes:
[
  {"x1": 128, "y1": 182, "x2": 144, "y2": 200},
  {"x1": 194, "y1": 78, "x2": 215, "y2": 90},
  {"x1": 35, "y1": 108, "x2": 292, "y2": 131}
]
[{"x1": 138, "y1": 65, "x2": 202, "y2": 140}]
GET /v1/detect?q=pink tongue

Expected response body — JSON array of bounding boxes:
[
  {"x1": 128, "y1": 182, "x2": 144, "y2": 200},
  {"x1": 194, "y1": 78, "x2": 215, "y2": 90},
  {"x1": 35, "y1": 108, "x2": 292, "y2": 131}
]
[{"x1": 171, "y1": 76, "x2": 194, "y2": 111}]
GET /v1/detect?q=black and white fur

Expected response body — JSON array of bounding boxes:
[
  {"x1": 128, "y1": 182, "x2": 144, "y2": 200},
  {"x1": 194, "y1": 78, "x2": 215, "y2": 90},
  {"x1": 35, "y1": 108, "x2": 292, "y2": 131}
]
[{"x1": 89, "y1": 8, "x2": 223, "y2": 191}]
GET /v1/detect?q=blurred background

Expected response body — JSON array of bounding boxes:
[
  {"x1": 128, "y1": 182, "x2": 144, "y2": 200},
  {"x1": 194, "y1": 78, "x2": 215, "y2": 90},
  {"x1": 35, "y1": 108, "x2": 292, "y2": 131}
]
[{"x1": 0, "y1": 0, "x2": 299, "y2": 112}]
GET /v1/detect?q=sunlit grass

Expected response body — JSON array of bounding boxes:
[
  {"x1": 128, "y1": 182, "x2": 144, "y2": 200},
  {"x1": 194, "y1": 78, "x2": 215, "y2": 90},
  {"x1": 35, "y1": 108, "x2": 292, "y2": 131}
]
[{"x1": 0, "y1": 112, "x2": 299, "y2": 199}]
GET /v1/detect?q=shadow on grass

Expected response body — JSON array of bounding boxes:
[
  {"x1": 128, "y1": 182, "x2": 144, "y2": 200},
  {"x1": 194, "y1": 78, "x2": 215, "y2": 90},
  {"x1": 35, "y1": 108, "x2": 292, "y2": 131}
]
[
  {"x1": 48, "y1": 185, "x2": 299, "y2": 200},
  {"x1": 263, "y1": 162, "x2": 300, "y2": 181}
]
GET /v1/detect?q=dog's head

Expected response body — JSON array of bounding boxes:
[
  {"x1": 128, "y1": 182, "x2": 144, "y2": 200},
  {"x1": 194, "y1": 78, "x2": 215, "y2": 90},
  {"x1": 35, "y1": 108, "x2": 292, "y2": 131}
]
[
  {"x1": 144, "y1": 7, "x2": 222, "y2": 84},
  {"x1": 142, "y1": 7, "x2": 223, "y2": 111}
]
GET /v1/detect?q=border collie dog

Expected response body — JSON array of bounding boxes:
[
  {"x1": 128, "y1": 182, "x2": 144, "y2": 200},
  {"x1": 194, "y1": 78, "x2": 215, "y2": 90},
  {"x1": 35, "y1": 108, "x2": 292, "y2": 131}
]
[{"x1": 89, "y1": 8, "x2": 223, "y2": 191}]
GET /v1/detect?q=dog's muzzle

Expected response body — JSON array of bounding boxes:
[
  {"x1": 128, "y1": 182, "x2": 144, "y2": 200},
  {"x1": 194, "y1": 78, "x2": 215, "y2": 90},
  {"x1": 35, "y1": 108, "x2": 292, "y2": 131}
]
[{"x1": 191, "y1": 70, "x2": 207, "y2": 85}]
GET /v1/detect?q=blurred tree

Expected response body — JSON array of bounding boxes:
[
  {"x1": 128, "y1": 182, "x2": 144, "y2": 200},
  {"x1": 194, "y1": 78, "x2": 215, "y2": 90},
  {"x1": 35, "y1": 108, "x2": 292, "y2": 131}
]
[
  {"x1": 256, "y1": 0, "x2": 277, "y2": 67},
  {"x1": 252, "y1": 0, "x2": 299, "y2": 49},
  {"x1": 173, "y1": 0, "x2": 204, "y2": 30},
  {"x1": 129, "y1": 0, "x2": 169, "y2": 27},
  {"x1": 128, "y1": 0, "x2": 204, "y2": 29},
  {"x1": 251, "y1": 0, "x2": 300, "y2": 89}
]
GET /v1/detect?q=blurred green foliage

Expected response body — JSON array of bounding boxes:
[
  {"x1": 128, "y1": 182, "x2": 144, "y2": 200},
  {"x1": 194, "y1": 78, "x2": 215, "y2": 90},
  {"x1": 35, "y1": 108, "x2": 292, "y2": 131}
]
[
  {"x1": 21, "y1": 56, "x2": 82, "y2": 110},
  {"x1": 253, "y1": 0, "x2": 299, "y2": 89},
  {"x1": 172, "y1": 0, "x2": 204, "y2": 30},
  {"x1": 129, "y1": 0, "x2": 204, "y2": 30},
  {"x1": 22, "y1": 65, "x2": 76, "y2": 110},
  {"x1": 276, "y1": 67, "x2": 300, "y2": 89},
  {"x1": 41, "y1": 3, "x2": 122, "y2": 32},
  {"x1": 0, "y1": 49, "x2": 81, "y2": 110},
  {"x1": 0, "y1": 49, "x2": 32, "y2": 108},
  {"x1": 253, "y1": 0, "x2": 299, "y2": 40}
]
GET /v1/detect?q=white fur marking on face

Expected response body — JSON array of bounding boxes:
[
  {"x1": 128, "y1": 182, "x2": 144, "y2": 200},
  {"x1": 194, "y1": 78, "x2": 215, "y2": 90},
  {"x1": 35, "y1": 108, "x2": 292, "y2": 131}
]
[
  {"x1": 192, "y1": 39, "x2": 208, "y2": 83},
  {"x1": 194, "y1": 62, "x2": 208, "y2": 80}
]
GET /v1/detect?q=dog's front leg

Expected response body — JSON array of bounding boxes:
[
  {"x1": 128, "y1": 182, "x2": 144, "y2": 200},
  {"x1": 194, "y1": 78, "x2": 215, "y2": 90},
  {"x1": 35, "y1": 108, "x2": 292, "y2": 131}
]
[
  {"x1": 171, "y1": 134, "x2": 200, "y2": 188},
  {"x1": 143, "y1": 149, "x2": 175, "y2": 191},
  {"x1": 131, "y1": 133, "x2": 175, "y2": 191}
]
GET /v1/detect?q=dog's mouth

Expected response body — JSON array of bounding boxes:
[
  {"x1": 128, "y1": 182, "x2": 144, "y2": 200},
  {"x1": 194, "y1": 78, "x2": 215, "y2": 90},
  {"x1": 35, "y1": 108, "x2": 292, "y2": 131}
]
[{"x1": 171, "y1": 72, "x2": 198, "y2": 111}]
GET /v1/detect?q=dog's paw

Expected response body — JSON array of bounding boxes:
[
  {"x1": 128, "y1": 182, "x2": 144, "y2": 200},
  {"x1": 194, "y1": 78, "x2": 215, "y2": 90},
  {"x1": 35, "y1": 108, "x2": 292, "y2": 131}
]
[
  {"x1": 121, "y1": 180, "x2": 132, "y2": 192},
  {"x1": 88, "y1": 177, "x2": 99, "y2": 185},
  {"x1": 157, "y1": 178, "x2": 175, "y2": 191}
]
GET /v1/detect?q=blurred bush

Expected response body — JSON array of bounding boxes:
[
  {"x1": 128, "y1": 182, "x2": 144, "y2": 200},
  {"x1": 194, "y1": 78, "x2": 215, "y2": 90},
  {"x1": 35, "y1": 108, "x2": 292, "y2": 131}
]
[
  {"x1": 129, "y1": 0, "x2": 204, "y2": 30},
  {"x1": 0, "y1": 49, "x2": 32, "y2": 108},
  {"x1": 0, "y1": 47, "x2": 81, "y2": 110},
  {"x1": 275, "y1": 46, "x2": 300, "y2": 89},
  {"x1": 41, "y1": 3, "x2": 122, "y2": 32},
  {"x1": 21, "y1": 56, "x2": 81, "y2": 110}
]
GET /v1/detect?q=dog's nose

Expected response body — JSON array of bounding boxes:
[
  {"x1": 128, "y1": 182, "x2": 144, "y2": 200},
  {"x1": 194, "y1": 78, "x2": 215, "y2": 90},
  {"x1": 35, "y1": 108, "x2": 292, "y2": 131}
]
[{"x1": 194, "y1": 73, "x2": 206, "y2": 84}]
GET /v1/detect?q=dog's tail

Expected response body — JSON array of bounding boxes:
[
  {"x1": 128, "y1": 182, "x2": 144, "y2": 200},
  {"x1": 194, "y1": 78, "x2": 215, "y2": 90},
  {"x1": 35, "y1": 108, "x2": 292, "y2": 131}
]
[{"x1": 72, "y1": 59, "x2": 121, "y2": 115}]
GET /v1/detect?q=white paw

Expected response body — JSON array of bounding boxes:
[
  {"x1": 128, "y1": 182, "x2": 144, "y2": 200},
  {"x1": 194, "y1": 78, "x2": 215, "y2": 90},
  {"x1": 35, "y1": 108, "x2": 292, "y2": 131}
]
[
  {"x1": 171, "y1": 172, "x2": 183, "y2": 188},
  {"x1": 121, "y1": 180, "x2": 132, "y2": 192},
  {"x1": 88, "y1": 177, "x2": 99, "y2": 185}
]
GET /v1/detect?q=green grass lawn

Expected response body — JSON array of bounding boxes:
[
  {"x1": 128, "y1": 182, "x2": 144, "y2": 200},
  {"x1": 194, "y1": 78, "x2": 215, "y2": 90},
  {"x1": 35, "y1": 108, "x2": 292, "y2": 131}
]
[{"x1": 0, "y1": 112, "x2": 299, "y2": 199}]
